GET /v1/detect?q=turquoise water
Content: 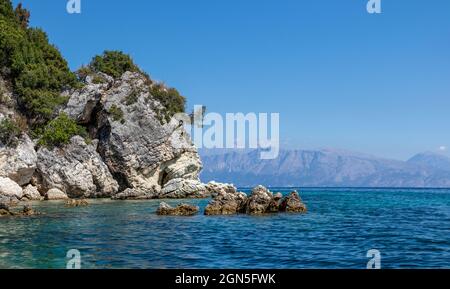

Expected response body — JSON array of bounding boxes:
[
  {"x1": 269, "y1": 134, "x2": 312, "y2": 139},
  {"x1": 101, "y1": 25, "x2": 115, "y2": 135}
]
[{"x1": 0, "y1": 188, "x2": 449, "y2": 269}]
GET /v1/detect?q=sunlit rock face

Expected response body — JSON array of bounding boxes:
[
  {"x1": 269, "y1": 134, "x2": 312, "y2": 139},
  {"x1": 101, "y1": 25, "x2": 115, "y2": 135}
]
[{"x1": 64, "y1": 71, "x2": 207, "y2": 199}]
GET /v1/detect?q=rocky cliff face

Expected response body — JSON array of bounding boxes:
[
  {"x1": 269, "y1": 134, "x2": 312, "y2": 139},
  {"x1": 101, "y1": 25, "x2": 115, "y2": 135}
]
[{"x1": 1, "y1": 71, "x2": 208, "y2": 201}]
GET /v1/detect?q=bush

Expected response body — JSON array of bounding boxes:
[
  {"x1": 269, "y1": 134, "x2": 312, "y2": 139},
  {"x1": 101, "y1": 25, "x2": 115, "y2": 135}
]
[
  {"x1": 0, "y1": 117, "x2": 20, "y2": 146},
  {"x1": 38, "y1": 113, "x2": 87, "y2": 147},
  {"x1": 149, "y1": 84, "x2": 186, "y2": 122},
  {"x1": 90, "y1": 51, "x2": 139, "y2": 79},
  {"x1": 124, "y1": 89, "x2": 139, "y2": 105},
  {"x1": 109, "y1": 105, "x2": 125, "y2": 124}
]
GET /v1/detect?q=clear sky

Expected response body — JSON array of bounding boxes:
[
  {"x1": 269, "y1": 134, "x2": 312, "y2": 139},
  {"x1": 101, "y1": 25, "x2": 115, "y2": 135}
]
[{"x1": 12, "y1": 0, "x2": 450, "y2": 160}]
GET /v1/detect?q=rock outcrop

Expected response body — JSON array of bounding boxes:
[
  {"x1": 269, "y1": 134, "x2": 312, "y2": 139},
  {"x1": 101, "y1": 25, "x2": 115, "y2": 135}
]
[
  {"x1": 279, "y1": 191, "x2": 307, "y2": 213},
  {"x1": 204, "y1": 185, "x2": 248, "y2": 216},
  {"x1": 35, "y1": 136, "x2": 119, "y2": 198},
  {"x1": 65, "y1": 71, "x2": 206, "y2": 199},
  {"x1": 205, "y1": 186, "x2": 307, "y2": 215},
  {"x1": 156, "y1": 202, "x2": 199, "y2": 216},
  {"x1": 245, "y1": 185, "x2": 275, "y2": 214},
  {"x1": 0, "y1": 135, "x2": 37, "y2": 186}
]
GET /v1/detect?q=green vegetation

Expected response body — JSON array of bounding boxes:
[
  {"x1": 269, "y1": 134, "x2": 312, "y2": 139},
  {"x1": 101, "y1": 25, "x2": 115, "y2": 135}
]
[
  {"x1": 109, "y1": 105, "x2": 125, "y2": 124},
  {"x1": 124, "y1": 89, "x2": 139, "y2": 105},
  {"x1": 0, "y1": 0, "x2": 77, "y2": 126},
  {"x1": 90, "y1": 51, "x2": 139, "y2": 79},
  {"x1": 38, "y1": 113, "x2": 86, "y2": 148},
  {"x1": 0, "y1": 117, "x2": 20, "y2": 146},
  {"x1": 92, "y1": 75, "x2": 107, "y2": 84},
  {"x1": 149, "y1": 83, "x2": 186, "y2": 123}
]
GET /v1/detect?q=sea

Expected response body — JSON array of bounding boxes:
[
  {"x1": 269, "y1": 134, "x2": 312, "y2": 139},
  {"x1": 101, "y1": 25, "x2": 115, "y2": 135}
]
[{"x1": 0, "y1": 188, "x2": 449, "y2": 269}]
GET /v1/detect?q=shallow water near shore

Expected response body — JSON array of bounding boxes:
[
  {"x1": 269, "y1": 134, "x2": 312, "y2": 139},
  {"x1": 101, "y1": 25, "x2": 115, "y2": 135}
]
[{"x1": 0, "y1": 188, "x2": 449, "y2": 269}]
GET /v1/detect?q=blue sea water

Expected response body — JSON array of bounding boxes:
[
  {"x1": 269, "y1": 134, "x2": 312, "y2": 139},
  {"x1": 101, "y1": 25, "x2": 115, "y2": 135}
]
[{"x1": 0, "y1": 188, "x2": 449, "y2": 269}]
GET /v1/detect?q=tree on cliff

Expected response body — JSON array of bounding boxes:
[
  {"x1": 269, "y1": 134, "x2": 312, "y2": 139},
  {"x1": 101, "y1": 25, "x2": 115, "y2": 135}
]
[{"x1": 0, "y1": 0, "x2": 77, "y2": 127}]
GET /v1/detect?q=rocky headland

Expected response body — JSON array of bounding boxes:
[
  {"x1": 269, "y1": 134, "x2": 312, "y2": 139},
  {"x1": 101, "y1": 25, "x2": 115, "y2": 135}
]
[{"x1": 0, "y1": 0, "x2": 307, "y2": 217}]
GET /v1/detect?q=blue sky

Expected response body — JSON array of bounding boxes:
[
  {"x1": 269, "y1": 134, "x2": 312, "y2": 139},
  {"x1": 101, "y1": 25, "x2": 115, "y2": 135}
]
[{"x1": 13, "y1": 0, "x2": 450, "y2": 160}]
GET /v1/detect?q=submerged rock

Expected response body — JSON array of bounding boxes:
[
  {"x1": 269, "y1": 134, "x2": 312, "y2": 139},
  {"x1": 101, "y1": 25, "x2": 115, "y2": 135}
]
[
  {"x1": 45, "y1": 188, "x2": 69, "y2": 200},
  {"x1": 0, "y1": 204, "x2": 40, "y2": 217},
  {"x1": 20, "y1": 205, "x2": 40, "y2": 216},
  {"x1": 156, "y1": 202, "x2": 199, "y2": 216},
  {"x1": 279, "y1": 191, "x2": 307, "y2": 213},
  {"x1": 65, "y1": 199, "x2": 89, "y2": 207}
]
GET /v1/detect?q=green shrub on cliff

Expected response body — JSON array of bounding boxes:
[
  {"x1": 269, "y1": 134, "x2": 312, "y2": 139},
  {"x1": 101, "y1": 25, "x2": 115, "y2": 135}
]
[
  {"x1": 90, "y1": 51, "x2": 139, "y2": 79},
  {"x1": 149, "y1": 83, "x2": 186, "y2": 123},
  {"x1": 0, "y1": 117, "x2": 20, "y2": 146},
  {"x1": 0, "y1": 0, "x2": 77, "y2": 126},
  {"x1": 38, "y1": 113, "x2": 87, "y2": 148}
]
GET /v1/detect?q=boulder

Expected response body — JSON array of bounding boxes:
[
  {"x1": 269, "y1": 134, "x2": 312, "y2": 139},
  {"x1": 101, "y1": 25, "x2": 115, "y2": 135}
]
[
  {"x1": 160, "y1": 178, "x2": 208, "y2": 199},
  {"x1": 156, "y1": 202, "x2": 199, "y2": 216},
  {"x1": 205, "y1": 181, "x2": 238, "y2": 197},
  {"x1": 45, "y1": 188, "x2": 69, "y2": 200},
  {"x1": 245, "y1": 185, "x2": 274, "y2": 214},
  {"x1": 0, "y1": 135, "x2": 37, "y2": 186},
  {"x1": 22, "y1": 185, "x2": 43, "y2": 201},
  {"x1": 204, "y1": 189, "x2": 248, "y2": 216},
  {"x1": 0, "y1": 177, "x2": 23, "y2": 200},
  {"x1": 36, "y1": 136, "x2": 119, "y2": 198},
  {"x1": 279, "y1": 191, "x2": 307, "y2": 213}
]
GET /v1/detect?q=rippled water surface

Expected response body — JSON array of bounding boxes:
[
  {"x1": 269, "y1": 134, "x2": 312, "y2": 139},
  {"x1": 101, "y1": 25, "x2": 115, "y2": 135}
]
[{"x1": 0, "y1": 188, "x2": 449, "y2": 268}]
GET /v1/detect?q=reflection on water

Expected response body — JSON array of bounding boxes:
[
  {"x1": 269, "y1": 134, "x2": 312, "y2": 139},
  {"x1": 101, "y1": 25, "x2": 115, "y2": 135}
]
[{"x1": 0, "y1": 188, "x2": 449, "y2": 269}]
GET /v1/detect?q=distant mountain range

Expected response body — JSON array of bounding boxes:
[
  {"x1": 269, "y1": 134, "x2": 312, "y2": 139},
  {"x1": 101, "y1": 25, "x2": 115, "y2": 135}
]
[{"x1": 200, "y1": 149, "x2": 450, "y2": 188}]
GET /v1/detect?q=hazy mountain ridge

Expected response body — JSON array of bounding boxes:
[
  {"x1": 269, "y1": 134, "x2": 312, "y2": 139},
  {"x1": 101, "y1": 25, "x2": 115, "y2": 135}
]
[{"x1": 200, "y1": 149, "x2": 450, "y2": 188}]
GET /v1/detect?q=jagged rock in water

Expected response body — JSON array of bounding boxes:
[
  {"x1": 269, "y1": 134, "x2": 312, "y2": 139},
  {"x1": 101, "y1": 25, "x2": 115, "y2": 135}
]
[
  {"x1": 279, "y1": 191, "x2": 307, "y2": 213},
  {"x1": 0, "y1": 135, "x2": 37, "y2": 186},
  {"x1": 156, "y1": 202, "x2": 199, "y2": 216},
  {"x1": 205, "y1": 181, "x2": 238, "y2": 197},
  {"x1": 268, "y1": 192, "x2": 283, "y2": 213},
  {"x1": 22, "y1": 184, "x2": 43, "y2": 201},
  {"x1": 0, "y1": 177, "x2": 23, "y2": 200},
  {"x1": 205, "y1": 186, "x2": 307, "y2": 215},
  {"x1": 204, "y1": 186, "x2": 248, "y2": 216},
  {"x1": 45, "y1": 188, "x2": 69, "y2": 200},
  {"x1": 65, "y1": 71, "x2": 204, "y2": 198},
  {"x1": 36, "y1": 136, "x2": 119, "y2": 198},
  {"x1": 245, "y1": 185, "x2": 274, "y2": 215}
]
